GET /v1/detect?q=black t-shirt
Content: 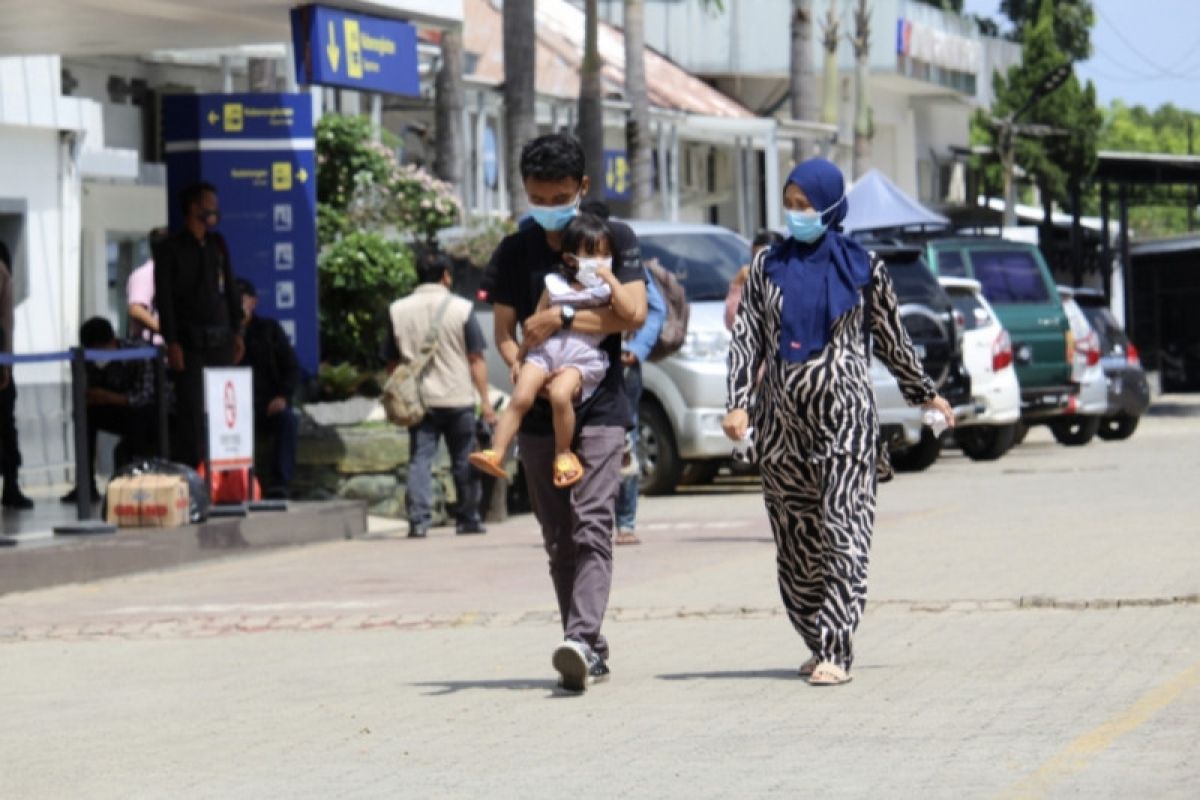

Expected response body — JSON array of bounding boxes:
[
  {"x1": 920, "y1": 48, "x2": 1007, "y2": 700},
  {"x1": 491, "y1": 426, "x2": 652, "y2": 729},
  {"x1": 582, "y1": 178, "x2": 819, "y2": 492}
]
[{"x1": 484, "y1": 219, "x2": 644, "y2": 435}]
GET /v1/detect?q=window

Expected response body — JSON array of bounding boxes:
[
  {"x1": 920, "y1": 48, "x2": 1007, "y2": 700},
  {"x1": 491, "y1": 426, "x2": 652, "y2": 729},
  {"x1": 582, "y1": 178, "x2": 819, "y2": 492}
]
[
  {"x1": 638, "y1": 231, "x2": 748, "y2": 302},
  {"x1": 947, "y1": 289, "x2": 990, "y2": 331},
  {"x1": 968, "y1": 249, "x2": 1052, "y2": 305},
  {"x1": 1081, "y1": 306, "x2": 1128, "y2": 353},
  {"x1": 937, "y1": 250, "x2": 967, "y2": 277},
  {"x1": 882, "y1": 255, "x2": 947, "y2": 308}
]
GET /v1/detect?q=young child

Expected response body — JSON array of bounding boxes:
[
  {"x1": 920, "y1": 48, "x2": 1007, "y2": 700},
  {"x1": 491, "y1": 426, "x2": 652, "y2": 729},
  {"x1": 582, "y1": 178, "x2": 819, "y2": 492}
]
[{"x1": 470, "y1": 213, "x2": 640, "y2": 488}]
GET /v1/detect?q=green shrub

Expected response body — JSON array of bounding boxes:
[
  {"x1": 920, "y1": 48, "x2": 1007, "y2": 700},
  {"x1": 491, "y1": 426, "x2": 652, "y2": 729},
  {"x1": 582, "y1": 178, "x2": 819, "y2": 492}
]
[{"x1": 319, "y1": 231, "x2": 415, "y2": 368}]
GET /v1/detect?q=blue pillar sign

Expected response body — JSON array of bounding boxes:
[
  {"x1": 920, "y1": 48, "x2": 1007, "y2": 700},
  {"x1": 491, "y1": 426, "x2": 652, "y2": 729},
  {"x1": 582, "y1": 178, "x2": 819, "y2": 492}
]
[
  {"x1": 603, "y1": 150, "x2": 632, "y2": 201},
  {"x1": 291, "y1": 4, "x2": 421, "y2": 96},
  {"x1": 163, "y1": 93, "x2": 319, "y2": 374}
]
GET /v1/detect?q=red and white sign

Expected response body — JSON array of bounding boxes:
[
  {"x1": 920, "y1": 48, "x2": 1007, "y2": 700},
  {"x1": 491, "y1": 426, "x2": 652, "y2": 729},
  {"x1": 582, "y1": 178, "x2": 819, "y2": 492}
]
[{"x1": 204, "y1": 367, "x2": 254, "y2": 471}]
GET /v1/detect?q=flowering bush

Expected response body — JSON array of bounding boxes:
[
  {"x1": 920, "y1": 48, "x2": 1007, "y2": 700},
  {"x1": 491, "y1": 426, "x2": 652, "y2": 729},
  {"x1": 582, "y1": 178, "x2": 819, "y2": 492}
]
[{"x1": 347, "y1": 162, "x2": 460, "y2": 243}]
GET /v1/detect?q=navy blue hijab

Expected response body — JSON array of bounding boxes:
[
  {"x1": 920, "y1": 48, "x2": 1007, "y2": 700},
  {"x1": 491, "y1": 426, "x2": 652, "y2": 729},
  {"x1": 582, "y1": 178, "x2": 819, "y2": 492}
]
[{"x1": 763, "y1": 158, "x2": 872, "y2": 364}]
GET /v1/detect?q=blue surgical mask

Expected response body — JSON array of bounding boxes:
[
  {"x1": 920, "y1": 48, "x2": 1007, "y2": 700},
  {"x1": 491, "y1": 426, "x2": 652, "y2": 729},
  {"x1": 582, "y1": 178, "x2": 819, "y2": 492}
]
[
  {"x1": 784, "y1": 194, "x2": 845, "y2": 243},
  {"x1": 529, "y1": 195, "x2": 579, "y2": 232},
  {"x1": 785, "y1": 210, "x2": 826, "y2": 243}
]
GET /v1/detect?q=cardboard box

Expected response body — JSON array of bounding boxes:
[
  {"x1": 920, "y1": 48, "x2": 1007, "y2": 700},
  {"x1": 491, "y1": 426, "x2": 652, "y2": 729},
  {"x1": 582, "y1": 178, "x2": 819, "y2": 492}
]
[{"x1": 106, "y1": 474, "x2": 191, "y2": 528}]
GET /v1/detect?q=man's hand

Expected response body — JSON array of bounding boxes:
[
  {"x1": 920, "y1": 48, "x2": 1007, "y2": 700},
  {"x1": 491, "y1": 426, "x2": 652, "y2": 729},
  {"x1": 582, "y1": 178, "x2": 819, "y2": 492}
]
[
  {"x1": 509, "y1": 359, "x2": 523, "y2": 387},
  {"x1": 267, "y1": 396, "x2": 287, "y2": 416},
  {"x1": 480, "y1": 405, "x2": 498, "y2": 426},
  {"x1": 167, "y1": 343, "x2": 185, "y2": 372},
  {"x1": 521, "y1": 308, "x2": 562, "y2": 351},
  {"x1": 232, "y1": 334, "x2": 245, "y2": 365},
  {"x1": 621, "y1": 351, "x2": 638, "y2": 367}
]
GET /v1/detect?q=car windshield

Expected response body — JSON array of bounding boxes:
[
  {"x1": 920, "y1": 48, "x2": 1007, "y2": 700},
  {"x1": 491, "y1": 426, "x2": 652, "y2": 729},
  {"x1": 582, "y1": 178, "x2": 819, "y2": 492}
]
[
  {"x1": 946, "y1": 288, "x2": 990, "y2": 331},
  {"x1": 881, "y1": 255, "x2": 947, "y2": 308},
  {"x1": 969, "y1": 249, "x2": 1052, "y2": 305},
  {"x1": 638, "y1": 231, "x2": 748, "y2": 302}
]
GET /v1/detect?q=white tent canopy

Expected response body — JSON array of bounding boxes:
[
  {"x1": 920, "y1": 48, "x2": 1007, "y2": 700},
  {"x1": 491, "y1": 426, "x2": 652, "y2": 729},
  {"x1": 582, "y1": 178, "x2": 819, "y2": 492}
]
[{"x1": 842, "y1": 169, "x2": 949, "y2": 234}]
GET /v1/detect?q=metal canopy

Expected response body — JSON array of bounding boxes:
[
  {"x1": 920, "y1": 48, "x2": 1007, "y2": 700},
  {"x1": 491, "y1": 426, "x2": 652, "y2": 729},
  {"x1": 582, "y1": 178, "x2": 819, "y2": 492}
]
[
  {"x1": 1095, "y1": 151, "x2": 1200, "y2": 186},
  {"x1": 0, "y1": 1, "x2": 461, "y2": 57}
]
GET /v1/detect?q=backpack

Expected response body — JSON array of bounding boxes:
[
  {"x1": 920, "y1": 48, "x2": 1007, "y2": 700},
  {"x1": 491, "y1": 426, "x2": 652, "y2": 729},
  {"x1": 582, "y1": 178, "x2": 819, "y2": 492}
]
[
  {"x1": 644, "y1": 258, "x2": 689, "y2": 362},
  {"x1": 382, "y1": 294, "x2": 454, "y2": 427}
]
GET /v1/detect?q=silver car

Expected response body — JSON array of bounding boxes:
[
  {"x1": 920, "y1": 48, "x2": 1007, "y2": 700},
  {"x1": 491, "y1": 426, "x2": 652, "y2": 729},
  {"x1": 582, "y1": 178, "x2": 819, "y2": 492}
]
[{"x1": 474, "y1": 221, "x2": 922, "y2": 495}]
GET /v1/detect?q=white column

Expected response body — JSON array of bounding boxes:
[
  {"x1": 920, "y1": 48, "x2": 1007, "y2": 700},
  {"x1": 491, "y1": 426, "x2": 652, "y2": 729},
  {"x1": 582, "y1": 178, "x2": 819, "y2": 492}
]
[
  {"x1": 220, "y1": 56, "x2": 234, "y2": 93},
  {"x1": 370, "y1": 94, "x2": 382, "y2": 141},
  {"x1": 658, "y1": 122, "x2": 670, "y2": 220},
  {"x1": 669, "y1": 123, "x2": 681, "y2": 222},
  {"x1": 764, "y1": 124, "x2": 782, "y2": 232},
  {"x1": 734, "y1": 137, "x2": 748, "y2": 237},
  {"x1": 496, "y1": 107, "x2": 509, "y2": 217},
  {"x1": 475, "y1": 102, "x2": 488, "y2": 216}
]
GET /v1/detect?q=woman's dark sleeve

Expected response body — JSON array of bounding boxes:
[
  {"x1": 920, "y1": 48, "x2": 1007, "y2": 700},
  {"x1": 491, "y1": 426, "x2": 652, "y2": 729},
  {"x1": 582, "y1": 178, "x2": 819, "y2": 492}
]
[
  {"x1": 726, "y1": 250, "x2": 769, "y2": 411},
  {"x1": 154, "y1": 240, "x2": 178, "y2": 346},
  {"x1": 869, "y1": 258, "x2": 936, "y2": 406}
]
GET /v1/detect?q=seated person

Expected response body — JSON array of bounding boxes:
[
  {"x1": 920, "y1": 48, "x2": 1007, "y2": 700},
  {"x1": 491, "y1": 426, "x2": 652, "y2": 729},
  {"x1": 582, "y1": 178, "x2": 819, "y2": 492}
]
[
  {"x1": 236, "y1": 279, "x2": 299, "y2": 499},
  {"x1": 63, "y1": 317, "x2": 156, "y2": 502},
  {"x1": 470, "y1": 213, "x2": 640, "y2": 488}
]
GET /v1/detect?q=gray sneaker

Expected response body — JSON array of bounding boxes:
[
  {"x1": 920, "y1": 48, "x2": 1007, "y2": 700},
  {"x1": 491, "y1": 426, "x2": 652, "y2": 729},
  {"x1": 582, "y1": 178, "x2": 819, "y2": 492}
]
[{"x1": 552, "y1": 639, "x2": 591, "y2": 692}]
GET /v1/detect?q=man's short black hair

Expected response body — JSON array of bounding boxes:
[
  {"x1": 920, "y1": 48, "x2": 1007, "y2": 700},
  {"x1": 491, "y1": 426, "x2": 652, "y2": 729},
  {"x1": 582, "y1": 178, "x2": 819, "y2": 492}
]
[
  {"x1": 415, "y1": 248, "x2": 453, "y2": 285},
  {"x1": 560, "y1": 213, "x2": 611, "y2": 259},
  {"x1": 578, "y1": 199, "x2": 611, "y2": 220},
  {"x1": 519, "y1": 134, "x2": 586, "y2": 183},
  {"x1": 179, "y1": 181, "x2": 218, "y2": 214},
  {"x1": 236, "y1": 278, "x2": 256, "y2": 298},
  {"x1": 80, "y1": 317, "x2": 116, "y2": 349},
  {"x1": 752, "y1": 229, "x2": 783, "y2": 249}
]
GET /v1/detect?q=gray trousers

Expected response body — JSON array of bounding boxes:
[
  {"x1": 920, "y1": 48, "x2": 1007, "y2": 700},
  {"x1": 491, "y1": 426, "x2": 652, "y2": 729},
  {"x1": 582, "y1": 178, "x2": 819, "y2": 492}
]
[{"x1": 518, "y1": 426, "x2": 624, "y2": 659}]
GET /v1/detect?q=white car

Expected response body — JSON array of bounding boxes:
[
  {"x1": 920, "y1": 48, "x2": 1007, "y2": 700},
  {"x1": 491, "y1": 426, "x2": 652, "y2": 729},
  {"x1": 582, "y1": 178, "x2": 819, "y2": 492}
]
[
  {"x1": 938, "y1": 277, "x2": 1022, "y2": 460},
  {"x1": 1053, "y1": 286, "x2": 1108, "y2": 446}
]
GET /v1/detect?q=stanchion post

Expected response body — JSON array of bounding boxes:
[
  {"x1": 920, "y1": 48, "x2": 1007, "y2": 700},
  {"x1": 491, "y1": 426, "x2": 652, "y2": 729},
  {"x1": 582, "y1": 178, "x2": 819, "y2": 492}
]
[
  {"x1": 70, "y1": 348, "x2": 92, "y2": 521},
  {"x1": 154, "y1": 352, "x2": 169, "y2": 460}
]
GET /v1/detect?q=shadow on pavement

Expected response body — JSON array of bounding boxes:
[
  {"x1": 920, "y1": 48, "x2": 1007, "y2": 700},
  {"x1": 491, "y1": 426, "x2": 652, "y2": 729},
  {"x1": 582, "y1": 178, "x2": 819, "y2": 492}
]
[
  {"x1": 656, "y1": 669, "x2": 798, "y2": 682},
  {"x1": 411, "y1": 679, "x2": 566, "y2": 697}
]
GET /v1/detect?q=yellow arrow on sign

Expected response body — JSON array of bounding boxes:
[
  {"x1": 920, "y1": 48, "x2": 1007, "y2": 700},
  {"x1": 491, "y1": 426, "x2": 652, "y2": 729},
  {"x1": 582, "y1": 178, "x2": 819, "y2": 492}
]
[
  {"x1": 296, "y1": 168, "x2": 309, "y2": 183},
  {"x1": 207, "y1": 111, "x2": 219, "y2": 125},
  {"x1": 326, "y1": 21, "x2": 341, "y2": 72}
]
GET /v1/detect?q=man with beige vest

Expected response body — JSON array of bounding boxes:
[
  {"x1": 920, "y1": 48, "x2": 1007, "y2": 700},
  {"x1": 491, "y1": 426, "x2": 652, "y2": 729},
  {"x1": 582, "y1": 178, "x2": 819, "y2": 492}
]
[{"x1": 385, "y1": 250, "x2": 497, "y2": 538}]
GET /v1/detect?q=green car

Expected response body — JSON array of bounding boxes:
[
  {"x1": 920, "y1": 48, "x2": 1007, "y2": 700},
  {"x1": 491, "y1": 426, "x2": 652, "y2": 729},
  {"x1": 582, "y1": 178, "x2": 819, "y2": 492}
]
[{"x1": 923, "y1": 239, "x2": 1077, "y2": 425}]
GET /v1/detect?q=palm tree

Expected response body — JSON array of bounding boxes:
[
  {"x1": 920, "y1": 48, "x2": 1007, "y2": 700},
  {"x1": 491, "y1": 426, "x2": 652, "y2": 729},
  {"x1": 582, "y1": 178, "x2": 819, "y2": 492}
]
[
  {"x1": 578, "y1": 0, "x2": 606, "y2": 200},
  {"x1": 503, "y1": 0, "x2": 537, "y2": 215},
  {"x1": 624, "y1": 0, "x2": 653, "y2": 218},
  {"x1": 820, "y1": 2, "x2": 840, "y2": 128},
  {"x1": 789, "y1": 0, "x2": 818, "y2": 163},
  {"x1": 434, "y1": 26, "x2": 465, "y2": 214},
  {"x1": 850, "y1": 0, "x2": 873, "y2": 178}
]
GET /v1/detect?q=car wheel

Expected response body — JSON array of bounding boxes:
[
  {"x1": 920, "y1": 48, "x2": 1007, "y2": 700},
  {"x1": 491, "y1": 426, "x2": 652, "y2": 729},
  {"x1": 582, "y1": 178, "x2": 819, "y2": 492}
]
[
  {"x1": 680, "y1": 460, "x2": 722, "y2": 486},
  {"x1": 1012, "y1": 421, "x2": 1029, "y2": 446},
  {"x1": 956, "y1": 424, "x2": 1018, "y2": 461},
  {"x1": 1097, "y1": 414, "x2": 1139, "y2": 441},
  {"x1": 1049, "y1": 416, "x2": 1101, "y2": 446},
  {"x1": 891, "y1": 428, "x2": 941, "y2": 472},
  {"x1": 637, "y1": 401, "x2": 681, "y2": 496}
]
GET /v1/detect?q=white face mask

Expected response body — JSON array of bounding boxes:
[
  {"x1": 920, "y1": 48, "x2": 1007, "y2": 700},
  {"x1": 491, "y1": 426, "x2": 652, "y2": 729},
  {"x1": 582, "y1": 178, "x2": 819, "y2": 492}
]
[{"x1": 575, "y1": 256, "x2": 611, "y2": 286}]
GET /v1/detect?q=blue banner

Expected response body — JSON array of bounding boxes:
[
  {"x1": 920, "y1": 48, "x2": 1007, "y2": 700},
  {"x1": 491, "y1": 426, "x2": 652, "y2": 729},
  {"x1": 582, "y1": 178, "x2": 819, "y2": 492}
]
[
  {"x1": 291, "y1": 4, "x2": 420, "y2": 96},
  {"x1": 164, "y1": 93, "x2": 319, "y2": 375}
]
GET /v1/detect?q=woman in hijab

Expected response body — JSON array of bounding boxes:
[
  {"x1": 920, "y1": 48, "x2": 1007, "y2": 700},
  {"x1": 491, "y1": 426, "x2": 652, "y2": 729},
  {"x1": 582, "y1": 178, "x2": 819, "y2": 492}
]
[{"x1": 723, "y1": 159, "x2": 954, "y2": 686}]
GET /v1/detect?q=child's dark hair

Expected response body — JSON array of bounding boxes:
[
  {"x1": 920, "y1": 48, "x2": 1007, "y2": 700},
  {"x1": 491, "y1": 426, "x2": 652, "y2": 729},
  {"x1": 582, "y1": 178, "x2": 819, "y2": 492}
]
[
  {"x1": 752, "y1": 229, "x2": 783, "y2": 250},
  {"x1": 520, "y1": 133, "x2": 586, "y2": 183},
  {"x1": 560, "y1": 213, "x2": 611, "y2": 259}
]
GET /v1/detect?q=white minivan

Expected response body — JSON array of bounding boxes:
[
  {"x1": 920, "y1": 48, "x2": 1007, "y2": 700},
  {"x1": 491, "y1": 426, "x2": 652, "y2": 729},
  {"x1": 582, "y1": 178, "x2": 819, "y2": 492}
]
[{"x1": 938, "y1": 277, "x2": 1022, "y2": 460}]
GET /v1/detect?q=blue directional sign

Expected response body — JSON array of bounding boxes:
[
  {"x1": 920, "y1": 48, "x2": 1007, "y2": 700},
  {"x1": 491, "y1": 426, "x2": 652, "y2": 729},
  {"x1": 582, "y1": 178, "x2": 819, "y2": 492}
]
[
  {"x1": 164, "y1": 93, "x2": 319, "y2": 375},
  {"x1": 291, "y1": 4, "x2": 420, "y2": 96},
  {"x1": 603, "y1": 149, "x2": 632, "y2": 201}
]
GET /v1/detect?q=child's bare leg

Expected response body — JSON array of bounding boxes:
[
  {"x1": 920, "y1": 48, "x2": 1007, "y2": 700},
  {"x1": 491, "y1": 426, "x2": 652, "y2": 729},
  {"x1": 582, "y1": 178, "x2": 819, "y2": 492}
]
[
  {"x1": 490, "y1": 362, "x2": 549, "y2": 457},
  {"x1": 547, "y1": 368, "x2": 584, "y2": 456}
]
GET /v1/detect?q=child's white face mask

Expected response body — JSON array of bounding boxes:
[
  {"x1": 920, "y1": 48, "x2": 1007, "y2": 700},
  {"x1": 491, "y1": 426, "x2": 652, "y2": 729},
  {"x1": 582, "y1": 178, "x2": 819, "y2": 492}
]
[{"x1": 575, "y1": 256, "x2": 611, "y2": 286}]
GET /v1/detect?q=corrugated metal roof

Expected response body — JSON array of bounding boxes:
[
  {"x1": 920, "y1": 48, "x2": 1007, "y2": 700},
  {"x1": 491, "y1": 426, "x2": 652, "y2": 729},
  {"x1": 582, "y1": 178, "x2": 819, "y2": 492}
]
[{"x1": 462, "y1": 0, "x2": 752, "y2": 119}]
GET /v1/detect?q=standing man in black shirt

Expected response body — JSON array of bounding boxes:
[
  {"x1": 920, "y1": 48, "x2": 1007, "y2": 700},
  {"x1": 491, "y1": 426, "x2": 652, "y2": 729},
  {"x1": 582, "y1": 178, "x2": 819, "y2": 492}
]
[
  {"x1": 236, "y1": 279, "x2": 299, "y2": 499},
  {"x1": 155, "y1": 182, "x2": 244, "y2": 468},
  {"x1": 484, "y1": 134, "x2": 647, "y2": 692}
]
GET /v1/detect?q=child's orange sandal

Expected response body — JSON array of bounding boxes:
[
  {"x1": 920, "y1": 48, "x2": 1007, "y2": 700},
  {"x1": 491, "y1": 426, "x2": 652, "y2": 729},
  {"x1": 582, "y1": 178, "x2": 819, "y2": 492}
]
[
  {"x1": 468, "y1": 450, "x2": 508, "y2": 479},
  {"x1": 553, "y1": 453, "x2": 584, "y2": 488}
]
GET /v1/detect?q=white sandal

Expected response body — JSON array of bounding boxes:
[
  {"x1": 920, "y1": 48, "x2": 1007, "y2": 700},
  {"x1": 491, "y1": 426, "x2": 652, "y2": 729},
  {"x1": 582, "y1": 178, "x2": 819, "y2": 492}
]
[
  {"x1": 808, "y1": 662, "x2": 852, "y2": 686},
  {"x1": 798, "y1": 656, "x2": 819, "y2": 678}
]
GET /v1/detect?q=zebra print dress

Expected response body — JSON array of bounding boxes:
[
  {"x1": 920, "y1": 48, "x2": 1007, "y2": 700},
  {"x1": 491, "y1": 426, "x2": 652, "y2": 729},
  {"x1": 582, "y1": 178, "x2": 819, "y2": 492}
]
[{"x1": 726, "y1": 250, "x2": 935, "y2": 672}]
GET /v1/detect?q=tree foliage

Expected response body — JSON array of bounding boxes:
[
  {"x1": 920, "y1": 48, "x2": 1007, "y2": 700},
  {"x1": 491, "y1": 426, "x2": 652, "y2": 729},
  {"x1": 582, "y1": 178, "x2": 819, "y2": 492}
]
[
  {"x1": 1000, "y1": 0, "x2": 1093, "y2": 62},
  {"x1": 985, "y1": 0, "x2": 1101, "y2": 207}
]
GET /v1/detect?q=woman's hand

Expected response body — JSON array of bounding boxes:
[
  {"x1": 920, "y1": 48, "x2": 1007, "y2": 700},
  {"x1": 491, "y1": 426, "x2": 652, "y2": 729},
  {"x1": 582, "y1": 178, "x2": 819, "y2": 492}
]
[
  {"x1": 722, "y1": 408, "x2": 749, "y2": 442},
  {"x1": 922, "y1": 395, "x2": 957, "y2": 428}
]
